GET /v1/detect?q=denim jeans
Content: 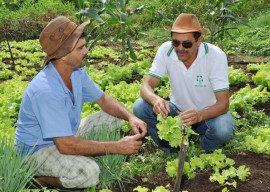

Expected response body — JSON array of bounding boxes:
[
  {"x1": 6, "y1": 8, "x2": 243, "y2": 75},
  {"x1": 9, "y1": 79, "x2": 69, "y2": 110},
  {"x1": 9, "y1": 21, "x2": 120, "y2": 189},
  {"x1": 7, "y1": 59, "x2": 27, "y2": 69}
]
[{"x1": 133, "y1": 98, "x2": 235, "y2": 153}]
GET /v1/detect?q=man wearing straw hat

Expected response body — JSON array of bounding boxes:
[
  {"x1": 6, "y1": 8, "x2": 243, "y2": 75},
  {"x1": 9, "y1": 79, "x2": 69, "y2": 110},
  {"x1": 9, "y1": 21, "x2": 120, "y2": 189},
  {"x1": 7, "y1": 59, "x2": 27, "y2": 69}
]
[
  {"x1": 133, "y1": 13, "x2": 234, "y2": 153},
  {"x1": 14, "y1": 16, "x2": 147, "y2": 189}
]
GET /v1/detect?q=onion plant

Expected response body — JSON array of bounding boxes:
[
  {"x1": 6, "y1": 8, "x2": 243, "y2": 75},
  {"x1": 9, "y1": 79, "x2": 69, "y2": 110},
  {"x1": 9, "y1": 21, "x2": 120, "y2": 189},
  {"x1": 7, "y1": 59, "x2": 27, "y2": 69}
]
[
  {"x1": 0, "y1": 137, "x2": 38, "y2": 191},
  {"x1": 86, "y1": 125, "x2": 127, "y2": 191}
]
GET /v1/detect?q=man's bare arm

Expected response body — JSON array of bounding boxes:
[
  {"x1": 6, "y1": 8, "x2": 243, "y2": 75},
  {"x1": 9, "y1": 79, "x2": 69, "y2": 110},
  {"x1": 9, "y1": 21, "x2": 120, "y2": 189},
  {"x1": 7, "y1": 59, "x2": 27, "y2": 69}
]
[
  {"x1": 96, "y1": 93, "x2": 133, "y2": 121},
  {"x1": 54, "y1": 134, "x2": 142, "y2": 155},
  {"x1": 96, "y1": 93, "x2": 147, "y2": 136}
]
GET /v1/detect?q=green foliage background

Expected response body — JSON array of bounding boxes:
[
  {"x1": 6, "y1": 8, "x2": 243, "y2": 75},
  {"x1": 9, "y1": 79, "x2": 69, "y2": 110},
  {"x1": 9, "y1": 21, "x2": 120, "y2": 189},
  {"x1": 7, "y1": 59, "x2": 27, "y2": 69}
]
[{"x1": 0, "y1": 0, "x2": 76, "y2": 41}]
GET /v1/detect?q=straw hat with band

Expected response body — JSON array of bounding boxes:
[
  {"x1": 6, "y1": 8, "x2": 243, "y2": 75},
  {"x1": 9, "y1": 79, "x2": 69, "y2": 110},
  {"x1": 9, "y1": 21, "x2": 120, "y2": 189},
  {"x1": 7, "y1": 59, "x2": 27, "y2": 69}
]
[
  {"x1": 170, "y1": 13, "x2": 207, "y2": 34},
  {"x1": 39, "y1": 16, "x2": 90, "y2": 66}
]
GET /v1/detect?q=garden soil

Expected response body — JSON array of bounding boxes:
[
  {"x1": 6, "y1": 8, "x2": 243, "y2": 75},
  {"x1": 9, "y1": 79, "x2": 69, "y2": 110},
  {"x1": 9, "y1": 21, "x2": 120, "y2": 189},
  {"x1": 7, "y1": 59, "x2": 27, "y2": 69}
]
[{"x1": 114, "y1": 151, "x2": 270, "y2": 192}]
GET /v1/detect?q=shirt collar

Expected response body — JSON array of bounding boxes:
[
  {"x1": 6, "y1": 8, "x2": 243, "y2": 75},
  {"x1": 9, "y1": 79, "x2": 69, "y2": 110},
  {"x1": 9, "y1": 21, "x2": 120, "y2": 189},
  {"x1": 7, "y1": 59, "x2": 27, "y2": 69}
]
[{"x1": 45, "y1": 62, "x2": 69, "y2": 94}]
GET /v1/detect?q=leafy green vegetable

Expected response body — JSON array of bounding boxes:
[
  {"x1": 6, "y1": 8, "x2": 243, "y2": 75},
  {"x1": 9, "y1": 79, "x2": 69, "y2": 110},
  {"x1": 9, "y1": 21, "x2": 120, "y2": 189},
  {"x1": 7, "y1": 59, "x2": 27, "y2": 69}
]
[
  {"x1": 157, "y1": 114, "x2": 198, "y2": 147},
  {"x1": 244, "y1": 128, "x2": 270, "y2": 154},
  {"x1": 157, "y1": 115, "x2": 182, "y2": 147},
  {"x1": 251, "y1": 61, "x2": 270, "y2": 87},
  {"x1": 133, "y1": 186, "x2": 149, "y2": 192},
  {"x1": 229, "y1": 66, "x2": 248, "y2": 85}
]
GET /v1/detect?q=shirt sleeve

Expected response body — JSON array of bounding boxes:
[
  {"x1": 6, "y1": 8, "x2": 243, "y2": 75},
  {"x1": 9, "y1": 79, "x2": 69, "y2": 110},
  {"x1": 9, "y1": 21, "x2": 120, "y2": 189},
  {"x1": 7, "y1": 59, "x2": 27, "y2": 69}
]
[
  {"x1": 149, "y1": 43, "x2": 169, "y2": 79},
  {"x1": 209, "y1": 50, "x2": 230, "y2": 92},
  {"x1": 31, "y1": 91, "x2": 73, "y2": 139},
  {"x1": 81, "y1": 68, "x2": 104, "y2": 102}
]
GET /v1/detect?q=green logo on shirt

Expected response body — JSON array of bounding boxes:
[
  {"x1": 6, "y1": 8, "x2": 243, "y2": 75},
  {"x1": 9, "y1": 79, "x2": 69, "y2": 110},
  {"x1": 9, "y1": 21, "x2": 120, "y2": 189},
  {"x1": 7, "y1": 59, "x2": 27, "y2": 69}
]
[{"x1": 195, "y1": 75, "x2": 206, "y2": 87}]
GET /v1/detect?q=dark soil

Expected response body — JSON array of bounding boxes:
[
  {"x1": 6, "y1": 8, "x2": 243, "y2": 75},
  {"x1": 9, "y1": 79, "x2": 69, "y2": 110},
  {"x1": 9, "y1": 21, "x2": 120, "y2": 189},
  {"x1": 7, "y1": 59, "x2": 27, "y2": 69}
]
[
  {"x1": 182, "y1": 152, "x2": 270, "y2": 192},
  {"x1": 114, "y1": 151, "x2": 270, "y2": 192}
]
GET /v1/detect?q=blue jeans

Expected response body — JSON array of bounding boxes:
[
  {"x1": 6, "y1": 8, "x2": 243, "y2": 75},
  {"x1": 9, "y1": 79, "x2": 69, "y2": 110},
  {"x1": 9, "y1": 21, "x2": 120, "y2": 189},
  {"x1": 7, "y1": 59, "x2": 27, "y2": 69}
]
[{"x1": 133, "y1": 98, "x2": 235, "y2": 153}]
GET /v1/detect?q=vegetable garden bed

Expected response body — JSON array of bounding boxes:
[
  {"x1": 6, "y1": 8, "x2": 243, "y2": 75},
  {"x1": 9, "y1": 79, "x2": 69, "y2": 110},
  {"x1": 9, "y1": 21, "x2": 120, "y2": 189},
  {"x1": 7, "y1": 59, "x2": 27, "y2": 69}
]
[{"x1": 113, "y1": 149, "x2": 270, "y2": 192}]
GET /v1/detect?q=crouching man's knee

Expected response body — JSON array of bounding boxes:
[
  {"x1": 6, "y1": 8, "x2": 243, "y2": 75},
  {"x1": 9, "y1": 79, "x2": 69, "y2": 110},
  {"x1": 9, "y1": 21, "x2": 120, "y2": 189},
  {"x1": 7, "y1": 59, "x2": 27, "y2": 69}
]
[
  {"x1": 215, "y1": 113, "x2": 235, "y2": 144},
  {"x1": 60, "y1": 157, "x2": 100, "y2": 188}
]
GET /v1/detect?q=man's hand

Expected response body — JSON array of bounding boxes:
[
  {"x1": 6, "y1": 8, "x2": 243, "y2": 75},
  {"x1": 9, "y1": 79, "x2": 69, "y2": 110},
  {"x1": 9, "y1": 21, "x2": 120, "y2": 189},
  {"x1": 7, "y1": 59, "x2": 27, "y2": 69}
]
[
  {"x1": 129, "y1": 116, "x2": 147, "y2": 137},
  {"x1": 117, "y1": 134, "x2": 143, "y2": 154},
  {"x1": 152, "y1": 97, "x2": 170, "y2": 118},
  {"x1": 180, "y1": 109, "x2": 202, "y2": 126},
  {"x1": 179, "y1": 91, "x2": 229, "y2": 126},
  {"x1": 140, "y1": 76, "x2": 169, "y2": 118}
]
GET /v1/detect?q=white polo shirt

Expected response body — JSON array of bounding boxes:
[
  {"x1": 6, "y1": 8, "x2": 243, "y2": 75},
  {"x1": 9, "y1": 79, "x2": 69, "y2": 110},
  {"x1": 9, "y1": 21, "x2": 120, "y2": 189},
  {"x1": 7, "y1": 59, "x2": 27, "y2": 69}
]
[{"x1": 149, "y1": 41, "x2": 229, "y2": 111}]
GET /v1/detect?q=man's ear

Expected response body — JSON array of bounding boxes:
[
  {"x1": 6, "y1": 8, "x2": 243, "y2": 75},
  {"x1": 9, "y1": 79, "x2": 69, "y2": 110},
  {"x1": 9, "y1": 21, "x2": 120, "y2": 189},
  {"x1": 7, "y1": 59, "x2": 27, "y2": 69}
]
[
  {"x1": 197, "y1": 36, "x2": 203, "y2": 47},
  {"x1": 61, "y1": 55, "x2": 67, "y2": 61},
  {"x1": 198, "y1": 35, "x2": 203, "y2": 43}
]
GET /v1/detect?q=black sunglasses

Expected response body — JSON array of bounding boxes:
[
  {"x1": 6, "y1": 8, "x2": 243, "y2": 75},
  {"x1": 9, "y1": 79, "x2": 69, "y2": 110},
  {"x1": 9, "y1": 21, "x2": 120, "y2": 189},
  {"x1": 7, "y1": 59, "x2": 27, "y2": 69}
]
[{"x1": 172, "y1": 39, "x2": 194, "y2": 49}]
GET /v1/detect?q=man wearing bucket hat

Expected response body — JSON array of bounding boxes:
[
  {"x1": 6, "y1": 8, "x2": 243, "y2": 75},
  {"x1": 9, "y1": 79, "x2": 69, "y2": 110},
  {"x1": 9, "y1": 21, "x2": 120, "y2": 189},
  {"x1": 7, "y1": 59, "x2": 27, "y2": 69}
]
[
  {"x1": 14, "y1": 16, "x2": 147, "y2": 189},
  {"x1": 133, "y1": 13, "x2": 234, "y2": 153}
]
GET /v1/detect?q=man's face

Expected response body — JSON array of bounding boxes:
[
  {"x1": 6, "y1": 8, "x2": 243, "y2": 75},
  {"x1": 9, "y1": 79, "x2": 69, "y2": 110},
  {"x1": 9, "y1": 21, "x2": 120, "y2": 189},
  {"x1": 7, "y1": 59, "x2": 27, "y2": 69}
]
[
  {"x1": 65, "y1": 38, "x2": 88, "y2": 69},
  {"x1": 171, "y1": 32, "x2": 202, "y2": 66}
]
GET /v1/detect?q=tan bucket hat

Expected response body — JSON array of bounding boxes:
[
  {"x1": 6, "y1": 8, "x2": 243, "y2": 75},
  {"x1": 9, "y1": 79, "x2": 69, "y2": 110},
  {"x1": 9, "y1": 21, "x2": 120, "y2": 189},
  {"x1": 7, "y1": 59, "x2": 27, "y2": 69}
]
[
  {"x1": 170, "y1": 13, "x2": 207, "y2": 34},
  {"x1": 39, "y1": 16, "x2": 90, "y2": 65}
]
